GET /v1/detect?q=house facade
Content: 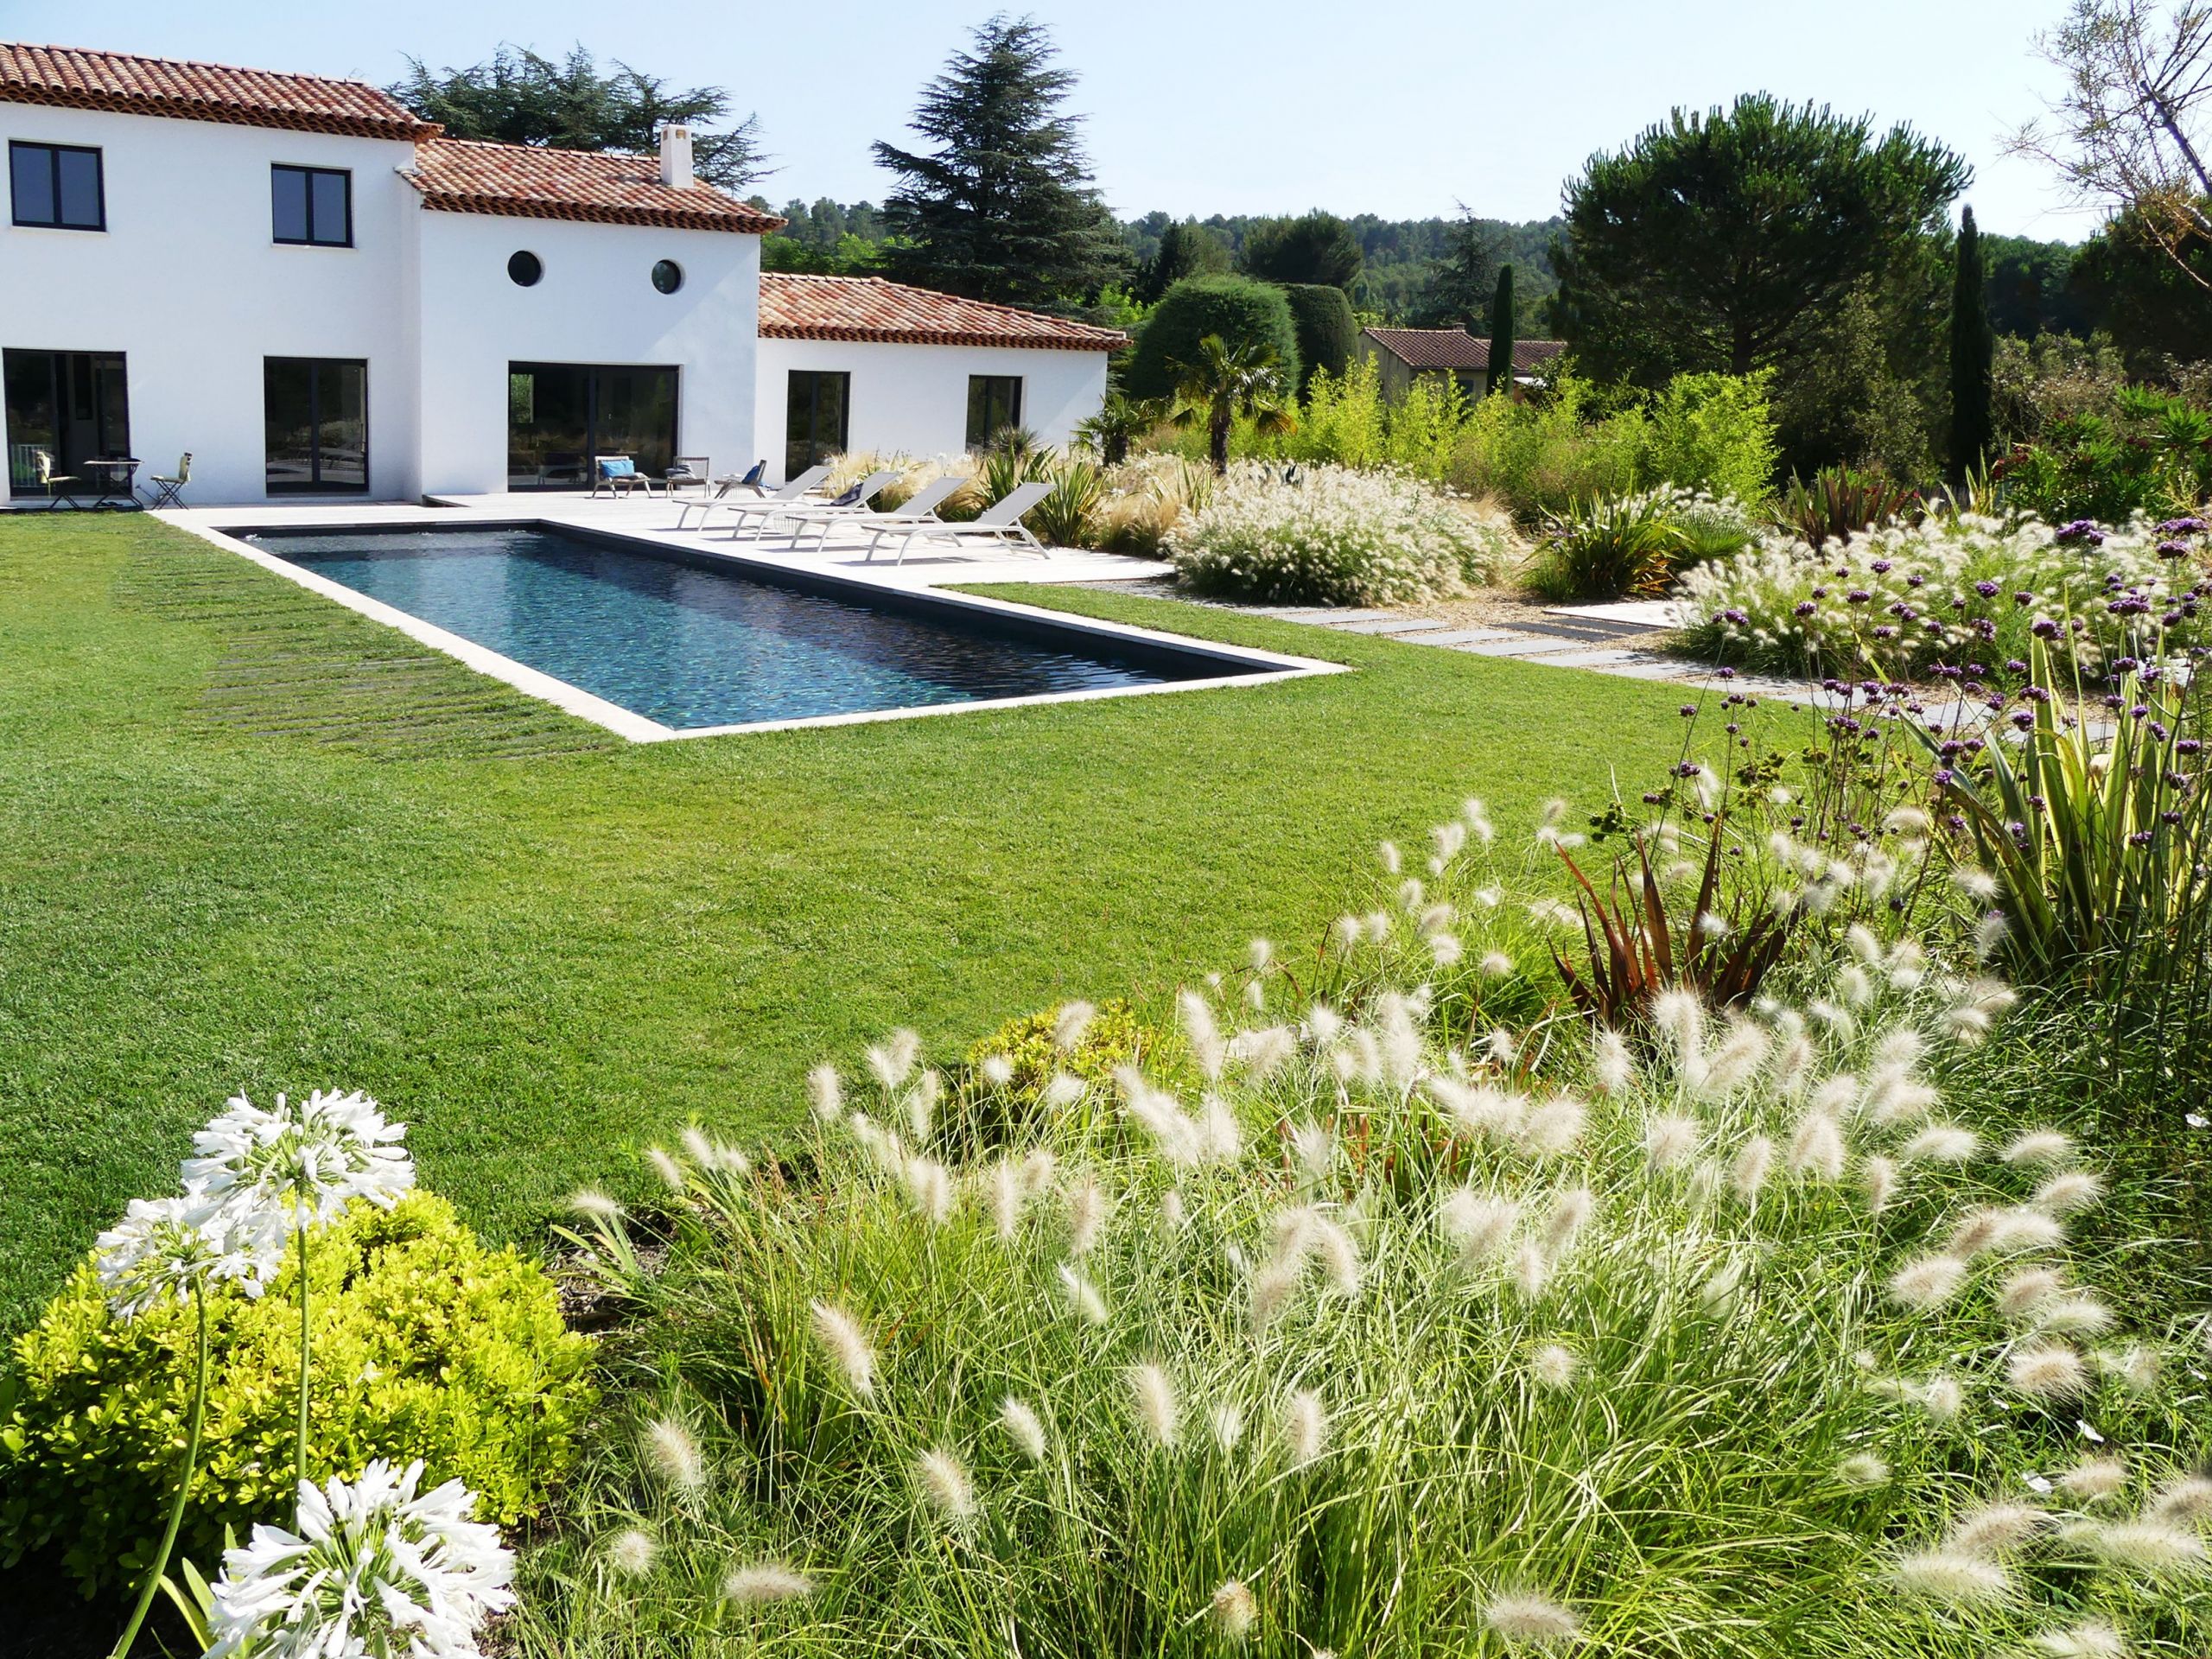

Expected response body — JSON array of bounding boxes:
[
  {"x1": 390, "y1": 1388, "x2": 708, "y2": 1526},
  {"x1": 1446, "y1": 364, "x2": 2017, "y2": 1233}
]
[
  {"x1": 1357, "y1": 327, "x2": 1567, "y2": 404},
  {"x1": 0, "y1": 42, "x2": 1122, "y2": 506}
]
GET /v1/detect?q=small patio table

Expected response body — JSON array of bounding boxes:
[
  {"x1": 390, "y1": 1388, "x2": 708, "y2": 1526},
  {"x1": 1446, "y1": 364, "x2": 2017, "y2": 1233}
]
[{"x1": 81, "y1": 457, "x2": 144, "y2": 511}]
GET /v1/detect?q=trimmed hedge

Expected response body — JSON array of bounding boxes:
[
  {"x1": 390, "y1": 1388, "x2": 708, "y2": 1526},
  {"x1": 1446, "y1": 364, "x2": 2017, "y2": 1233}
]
[
  {"x1": 1124, "y1": 275, "x2": 1300, "y2": 400},
  {"x1": 1278, "y1": 283, "x2": 1357, "y2": 396}
]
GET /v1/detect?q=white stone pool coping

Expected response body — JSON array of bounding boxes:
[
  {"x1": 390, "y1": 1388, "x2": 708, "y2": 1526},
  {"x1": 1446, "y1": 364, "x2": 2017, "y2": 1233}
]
[{"x1": 162, "y1": 505, "x2": 1346, "y2": 743}]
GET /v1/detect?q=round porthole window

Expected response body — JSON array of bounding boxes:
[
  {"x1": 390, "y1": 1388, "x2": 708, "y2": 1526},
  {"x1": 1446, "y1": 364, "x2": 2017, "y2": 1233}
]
[
  {"x1": 651, "y1": 258, "x2": 684, "y2": 295},
  {"x1": 507, "y1": 250, "x2": 543, "y2": 287}
]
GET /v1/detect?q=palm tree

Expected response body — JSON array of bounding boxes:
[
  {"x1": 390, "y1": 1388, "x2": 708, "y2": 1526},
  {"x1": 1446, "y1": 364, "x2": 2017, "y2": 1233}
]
[
  {"x1": 1073, "y1": 391, "x2": 1168, "y2": 465},
  {"x1": 1167, "y1": 335, "x2": 1295, "y2": 474}
]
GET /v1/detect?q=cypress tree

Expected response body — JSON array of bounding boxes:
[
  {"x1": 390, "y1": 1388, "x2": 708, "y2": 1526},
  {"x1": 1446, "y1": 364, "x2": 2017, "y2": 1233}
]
[
  {"x1": 1948, "y1": 206, "x2": 1995, "y2": 479},
  {"x1": 1484, "y1": 264, "x2": 1518, "y2": 398}
]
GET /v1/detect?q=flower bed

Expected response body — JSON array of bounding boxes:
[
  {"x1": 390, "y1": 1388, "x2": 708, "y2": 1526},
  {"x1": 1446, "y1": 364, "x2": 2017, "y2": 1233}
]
[
  {"x1": 1675, "y1": 512, "x2": 2210, "y2": 682},
  {"x1": 1166, "y1": 461, "x2": 1515, "y2": 605}
]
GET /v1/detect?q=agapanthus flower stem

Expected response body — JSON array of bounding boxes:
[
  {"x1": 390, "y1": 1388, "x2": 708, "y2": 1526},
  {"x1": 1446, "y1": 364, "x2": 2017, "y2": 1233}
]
[
  {"x1": 293, "y1": 1219, "x2": 310, "y2": 1525},
  {"x1": 109, "y1": 1287, "x2": 209, "y2": 1659}
]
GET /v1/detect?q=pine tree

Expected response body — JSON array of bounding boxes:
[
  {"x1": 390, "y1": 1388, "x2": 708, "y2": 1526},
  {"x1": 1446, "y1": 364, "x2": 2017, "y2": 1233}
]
[
  {"x1": 872, "y1": 16, "x2": 1128, "y2": 308},
  {"x1": 1484, "y1": 264, "x2": 1518, "y2": 398},
  {"x1": 1138, "y1": 221, "x2": 1230, "y2": 304},
  {"x1": 1948, "y1": 206, "x2": 1995, "y2": 478}
]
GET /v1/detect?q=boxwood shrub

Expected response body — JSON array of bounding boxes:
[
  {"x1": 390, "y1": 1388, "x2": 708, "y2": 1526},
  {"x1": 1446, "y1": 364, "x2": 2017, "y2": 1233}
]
[
  {"x1": 1124, "y1": 275, "x2": 1300, "y2": 400},
  {"x1": 0, "y1": 1191, "x2": 596, "y2": 1594}
]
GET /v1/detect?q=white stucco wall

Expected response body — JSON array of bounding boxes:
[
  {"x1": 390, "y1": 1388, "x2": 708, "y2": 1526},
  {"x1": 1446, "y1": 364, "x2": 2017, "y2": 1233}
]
[
  {"x1": 0, "y1": 105, "x2": 421, "y2": 505},
  {"x1": 413, "y1": 212, "x2": 760, "y2": 497},
  {"x1": 752, "y1": 337, "x2": 1109, "y2": 482}
]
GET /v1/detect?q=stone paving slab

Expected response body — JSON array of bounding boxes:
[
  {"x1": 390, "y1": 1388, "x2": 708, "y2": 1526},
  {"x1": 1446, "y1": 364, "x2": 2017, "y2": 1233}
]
[
  {"x1": 1414, "y1": 627, "x2": 1517, "y2": 645},
  {"x1": 1530, "y1": 648, "x2": 1641, "y2": 668},
  {"x1": 1546, "y1": 600, "x2": 1679, "y2": 630},
  {"x1": 1332, "y1": 617, "x2": 1455, "y2": 634},
  {"x1": 1449, "y1": 635, "x2": 1596, "y2": 658},
  {"x1": 1275, "y1": 608, "x2": 1398, "y2": 624}
]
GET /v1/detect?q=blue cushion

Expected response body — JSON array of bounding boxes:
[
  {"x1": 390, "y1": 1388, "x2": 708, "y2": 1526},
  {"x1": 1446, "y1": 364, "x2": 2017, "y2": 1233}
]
[
  {"x1": 828, "y1": 480, "x2": 864, "y2": 506},
  {"x1": 599, "y1": 457, "x2": 636, "y2": 479}
]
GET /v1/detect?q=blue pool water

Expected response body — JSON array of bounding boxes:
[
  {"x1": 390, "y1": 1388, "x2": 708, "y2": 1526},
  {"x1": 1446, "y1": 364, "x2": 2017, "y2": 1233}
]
[{"x1": 242, "y1": 524, "x2": 1243, "y2": 730}]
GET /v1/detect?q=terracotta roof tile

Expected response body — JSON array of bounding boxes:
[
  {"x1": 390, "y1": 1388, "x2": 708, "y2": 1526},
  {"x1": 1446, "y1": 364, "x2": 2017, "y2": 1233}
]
[
  {"x1": 0, "y1": 41, "x2": 436, "y2": 139},
  {"x1": 759, "y1": 273, "x2": 1127, "y2": 351},
  {"x1": 404, "y1": 137, "x2": 784, "y2": 233},
  {"x1": 1363, "y1": 327, "x2": 1567, "y2": 372}
]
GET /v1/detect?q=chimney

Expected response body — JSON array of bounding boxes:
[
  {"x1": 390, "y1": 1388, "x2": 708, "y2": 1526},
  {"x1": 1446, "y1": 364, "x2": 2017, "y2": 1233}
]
[{"x1": 658, "y1": 124, "x2": 694, "y2": 189}]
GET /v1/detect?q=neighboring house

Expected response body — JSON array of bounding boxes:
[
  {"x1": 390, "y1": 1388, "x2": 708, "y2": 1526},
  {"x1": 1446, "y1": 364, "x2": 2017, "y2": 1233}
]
[
  {"x1": 0, "y1": 41, "x2": 1123, "y2": 505},
  {"x1": 757, "y1": 274, "x2": 1122, "y2": 481},
  {"x1": 1357, "y1": 327, "x2": 1567, "y2": 403}
]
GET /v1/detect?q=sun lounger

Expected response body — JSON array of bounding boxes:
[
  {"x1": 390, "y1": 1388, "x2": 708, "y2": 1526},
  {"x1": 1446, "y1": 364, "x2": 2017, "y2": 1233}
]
[
  {"x1": 730, "y1": 471, "x2": 900, "y2": 541},
  {"x1": 677, "y1": 463, "x2": 829, "y2": 531},
  {"x1": 771, "y1": 474, "x2": 971, "y2": 552},
  {"x1": 867, "y1": 480, "x2": 1056, "y2": 565}
]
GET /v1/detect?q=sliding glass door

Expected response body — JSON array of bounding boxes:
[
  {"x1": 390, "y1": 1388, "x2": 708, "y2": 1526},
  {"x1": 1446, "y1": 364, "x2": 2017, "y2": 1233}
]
[
  {"x1": 3, "y1": 348, "x2": 129, "y2": 495},
  {"x1": 264, "y1": 358, "x2": 367, "y2": 493},
  {"x1": 507, "y1": 363, "x2": 678, "y2": 490}
]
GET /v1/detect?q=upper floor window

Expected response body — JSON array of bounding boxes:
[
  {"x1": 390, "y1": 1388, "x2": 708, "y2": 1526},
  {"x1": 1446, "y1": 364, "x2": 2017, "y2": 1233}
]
[
  {"x1": 10, "y1": 142, "x2": 105, "y2": 231},
  {"x1": 271, "y1": 165, "x2": 351, "y2": 247}
]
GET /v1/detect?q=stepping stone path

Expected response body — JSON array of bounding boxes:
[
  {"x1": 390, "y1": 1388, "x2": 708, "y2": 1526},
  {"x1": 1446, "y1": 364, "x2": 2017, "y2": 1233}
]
[{"x1": 1262, "y1": 599, "x2": 1814, "y2": 701}]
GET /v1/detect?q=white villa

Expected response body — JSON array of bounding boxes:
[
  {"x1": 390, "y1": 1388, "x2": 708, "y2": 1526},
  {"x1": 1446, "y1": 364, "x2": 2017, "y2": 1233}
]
[{"x1": 0, "y1": 41, "x2": 1124, "y2": 509}]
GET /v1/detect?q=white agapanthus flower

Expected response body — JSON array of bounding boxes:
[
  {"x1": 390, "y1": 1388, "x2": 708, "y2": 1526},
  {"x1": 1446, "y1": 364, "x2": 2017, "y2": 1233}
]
[
  {"x1": 186, "y1": 1089, "x2": 415, "y2": 1228},
  {"x1": 207, "y1": 1459, "x2": 514, "y2": 1659},
  {"x1": 94, "y1": 1182, "x2": 285, "y2": 1319}
]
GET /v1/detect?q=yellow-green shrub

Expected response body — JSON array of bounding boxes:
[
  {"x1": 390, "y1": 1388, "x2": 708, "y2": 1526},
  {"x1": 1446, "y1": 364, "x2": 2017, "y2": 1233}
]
[
  {"x1": 966, "y1": 997, "x2": 1154, "y2": 1094},
  {"x1": 0, "y1": 1192, "x2": 595, "y2": 1594}
]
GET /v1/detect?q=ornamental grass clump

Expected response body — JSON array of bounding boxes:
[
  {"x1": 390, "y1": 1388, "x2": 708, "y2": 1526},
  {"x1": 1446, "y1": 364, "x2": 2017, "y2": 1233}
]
[
  {"x1": 517, "y1": 806, "x2": 2210, "y2": 1657},
  {"x1": 1675, "y1": 512, "x2": 2212, "y2": 682},
  {"x1": 1166, "y1": 461, "x2": 1513, "y2": 606}
]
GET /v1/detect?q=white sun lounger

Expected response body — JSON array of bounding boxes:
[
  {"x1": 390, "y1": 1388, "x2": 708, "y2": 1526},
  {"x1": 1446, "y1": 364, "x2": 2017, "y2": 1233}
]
[
  {"x1": 676, "y1": 463, "x2": 830, "y2": 531},
  {"x1": 773, "y1": 474, "x2": 972, "y2": 553},
  {"x1": 867, "y1": 479, "x2": 1056, "y2": 565},
  {"x1": 737, "y1": 470, "x2": 903, "y2": 543}
]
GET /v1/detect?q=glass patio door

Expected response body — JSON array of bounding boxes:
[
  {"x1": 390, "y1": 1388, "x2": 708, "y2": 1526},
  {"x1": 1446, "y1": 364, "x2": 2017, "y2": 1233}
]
[
  {"x1": 264, "y1": 358, "x2": 368, "y2": 493},
  {"x1": 506, "y1": 363, "x2": 678, "y2": 490},
  {"x1": 3, "y1": 348, "x2": 129, "y2": 495}
]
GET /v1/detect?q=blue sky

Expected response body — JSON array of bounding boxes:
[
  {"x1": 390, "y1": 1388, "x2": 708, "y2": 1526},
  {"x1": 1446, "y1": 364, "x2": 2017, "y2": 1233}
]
[{"x1": 5, "y1": 0, "x2": 2096, "y2": 238}]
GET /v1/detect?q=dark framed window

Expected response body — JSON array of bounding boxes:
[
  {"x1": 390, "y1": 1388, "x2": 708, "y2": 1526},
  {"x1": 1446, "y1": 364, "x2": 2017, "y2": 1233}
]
[
  {"x1": 507, "y1": 250, "x2": 543, "y2": 287},
  {"x1": 10, "y1": 142, "x2": 105, "y2": 231},
  {"x1": 785, "y1": 370, "x2": 850, "y2": 480},
  {"x1": 271, "y1": 165, "x2": 352, "y2": 247},
  {"x1": 264, "y1": 358, "x2": 368, "y2": 493},
  {"x1": 651, "y1": 259, "x2": 683, "y2": 295},
  {"x1": 506, "y1": 362, "x2": 679, "y2": 490},
  {"x1": 965, "y1": 375, "x2": 1023, "y2": 450}
]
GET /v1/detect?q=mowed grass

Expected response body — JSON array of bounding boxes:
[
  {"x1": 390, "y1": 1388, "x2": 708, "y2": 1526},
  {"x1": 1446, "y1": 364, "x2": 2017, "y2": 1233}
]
[{"x1": 0, "y1": 514, "x2": 1701, "y2": 1332}]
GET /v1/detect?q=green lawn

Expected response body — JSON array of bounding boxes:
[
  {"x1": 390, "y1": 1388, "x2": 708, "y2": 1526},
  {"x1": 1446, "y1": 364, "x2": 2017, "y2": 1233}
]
[{"x1": 0, "y1": 514, "x2": 1700, "y2": 1332}]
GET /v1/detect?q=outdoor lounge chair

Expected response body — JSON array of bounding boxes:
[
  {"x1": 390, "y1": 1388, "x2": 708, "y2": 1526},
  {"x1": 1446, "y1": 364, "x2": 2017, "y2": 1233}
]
[
  {"x1": 662, "y1": 456, "x2": 713, "y2": 503},
  {"x1": 592, "y1": 455, "x2": 658, "y2": 499},
  {"x1": 827, "y1": 475, "x2": 973, "y2": 559},
  {"x1": 677, "y1": 463, "x2": 828, "y2": 531},
  {"x1": 738, "y1": 470, "x2": 906, "y2": 543},
  {"x1": 867, "y1": 480, "x2": 1057, "y2": 565},
  {"x1": 147, "y1": 452, "x2": 192, "y2": 509},
  {"x1": 33, "y1": 450, "x2": 84, "y2": 510}
]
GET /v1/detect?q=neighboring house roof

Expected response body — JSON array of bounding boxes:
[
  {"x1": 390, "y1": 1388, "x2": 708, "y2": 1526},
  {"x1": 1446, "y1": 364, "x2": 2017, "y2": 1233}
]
[
  {"x1": 0, "y1": 41, "x2": 438, "y2": 139},
  {"x1": 759, "y1": 273, "x2": 1128, "y2": 351},
  {"x1": 404, "y1": 138, "x2": 785, "y2": 233},
  {"x1": 1362, "y1": 327, "x2": 1567, "y2": 373}
]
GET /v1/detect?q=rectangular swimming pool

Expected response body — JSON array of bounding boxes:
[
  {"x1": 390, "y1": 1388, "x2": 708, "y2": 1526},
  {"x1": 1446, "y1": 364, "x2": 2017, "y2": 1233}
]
[{"x1": 234, "y1": 522, "x2": 1292, "y2": 734}]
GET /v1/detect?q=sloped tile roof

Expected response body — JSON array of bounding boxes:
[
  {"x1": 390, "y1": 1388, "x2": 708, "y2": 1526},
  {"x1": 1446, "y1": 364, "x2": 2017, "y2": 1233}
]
[
  {"x1": 404, "y1": 137, "x2": 785, "y2": 232},
  {"x1": 759, "y1": 273, "x2": 1128, "y2": 351},
  {"x1": 1363, "y1": 327, "x2": 1567, "y2": 372},
  {"x1": 0, "y1": 41, "x2": 437, "y2": 139}
]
